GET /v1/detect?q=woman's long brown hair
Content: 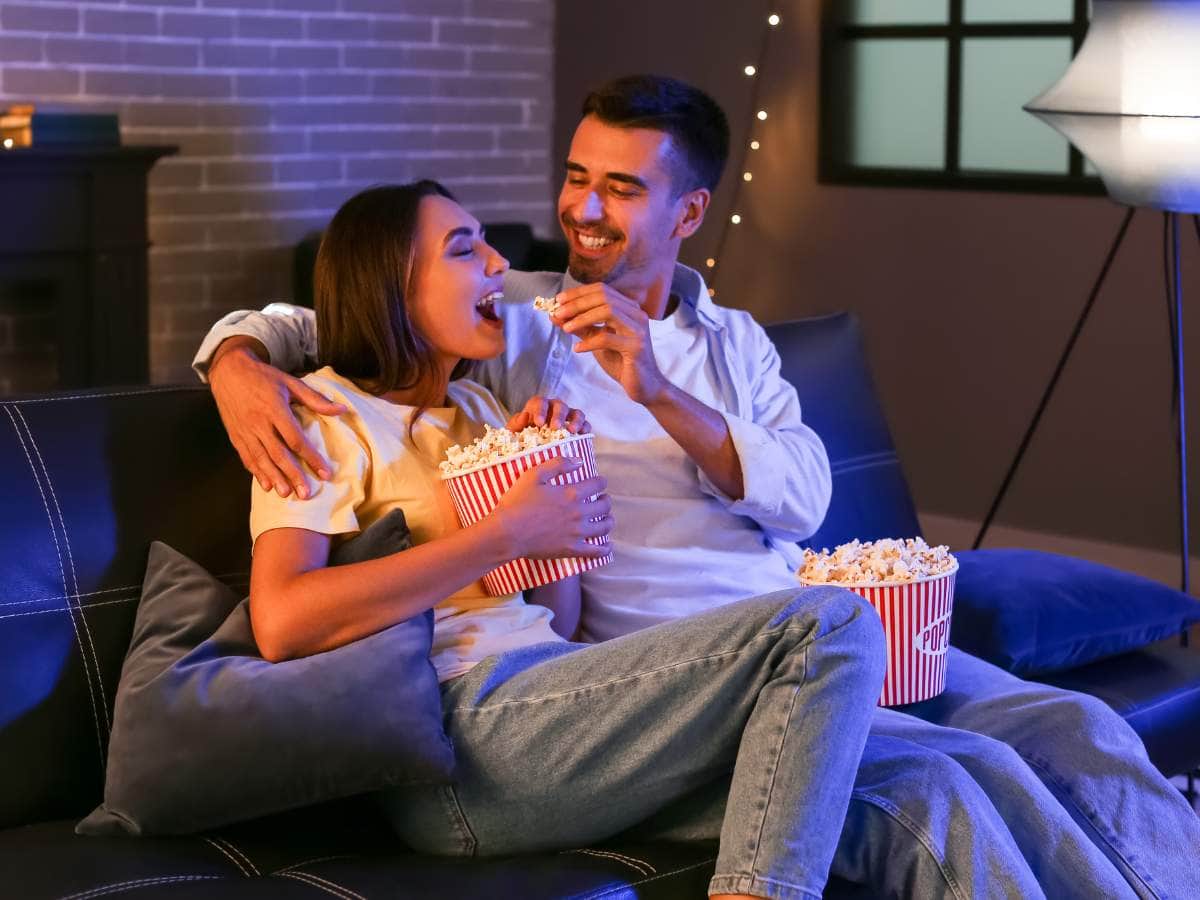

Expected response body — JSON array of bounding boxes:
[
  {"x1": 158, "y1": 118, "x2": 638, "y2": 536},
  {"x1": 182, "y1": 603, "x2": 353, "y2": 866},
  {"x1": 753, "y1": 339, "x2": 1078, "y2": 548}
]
[{"x1": 314, "y1": 181, "x2": 472, "y2": 415}]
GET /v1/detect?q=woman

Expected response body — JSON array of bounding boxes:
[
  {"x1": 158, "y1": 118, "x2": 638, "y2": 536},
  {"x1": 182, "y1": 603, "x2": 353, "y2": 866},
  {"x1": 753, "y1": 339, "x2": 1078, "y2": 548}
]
[{"x1": 248, "y1": 180, "x2": 886, "y2": 900}]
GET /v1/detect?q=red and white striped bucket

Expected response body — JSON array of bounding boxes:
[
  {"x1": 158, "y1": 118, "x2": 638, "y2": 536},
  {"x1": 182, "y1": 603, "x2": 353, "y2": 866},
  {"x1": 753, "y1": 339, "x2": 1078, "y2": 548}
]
[
  {"x1": 801, "y1": 564, "x2": 958, "y2": 707},
  {"x1": 440, "y1": 433, "x2": 612, "y2": 596}
]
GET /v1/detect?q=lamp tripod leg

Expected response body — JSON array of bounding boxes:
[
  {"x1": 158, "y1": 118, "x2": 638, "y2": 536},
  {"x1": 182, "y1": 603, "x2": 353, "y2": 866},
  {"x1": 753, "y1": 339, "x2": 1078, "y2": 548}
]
[
  {"x1": 972, "y1": 206, "x2": 1137, "y2": 550},
  {"x1": 1169, "y1": 214, "x2": 1189, "y2": 599}
]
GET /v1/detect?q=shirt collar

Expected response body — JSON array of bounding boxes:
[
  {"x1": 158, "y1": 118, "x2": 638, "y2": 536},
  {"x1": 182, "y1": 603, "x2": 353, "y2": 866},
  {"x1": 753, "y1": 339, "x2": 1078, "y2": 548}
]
[{"x1": 560, "y1": 262, "x2": 720, "y2": 329}]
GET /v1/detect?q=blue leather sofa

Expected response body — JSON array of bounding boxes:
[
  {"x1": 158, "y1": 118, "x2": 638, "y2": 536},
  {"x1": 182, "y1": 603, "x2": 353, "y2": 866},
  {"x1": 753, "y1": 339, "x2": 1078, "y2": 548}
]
[{"x1": 1, "y1": 312, "x2": 1195, "y2": 899}]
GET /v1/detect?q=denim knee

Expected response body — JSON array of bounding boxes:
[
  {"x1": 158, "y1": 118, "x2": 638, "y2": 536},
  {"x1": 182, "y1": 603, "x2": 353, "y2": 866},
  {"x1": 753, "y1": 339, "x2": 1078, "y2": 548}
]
[{"x1": 770, "y1": 587, "x2": 887, "y2": 684}]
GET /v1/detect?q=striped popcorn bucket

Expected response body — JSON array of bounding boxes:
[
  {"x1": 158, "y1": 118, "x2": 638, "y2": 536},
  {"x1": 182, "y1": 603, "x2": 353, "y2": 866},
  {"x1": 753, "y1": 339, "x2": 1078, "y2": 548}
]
[
  {"x1": 801, "y1": 563, "x2": 958, "y2": 707},
  {"x1": 440, "y1": 433, "x2": 612, "y2": 596}
]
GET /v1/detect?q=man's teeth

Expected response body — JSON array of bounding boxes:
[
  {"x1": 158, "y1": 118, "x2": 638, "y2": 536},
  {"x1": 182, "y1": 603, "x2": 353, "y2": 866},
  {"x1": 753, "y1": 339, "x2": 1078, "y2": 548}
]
[
  {"x1": 578, "y1": 233, "x2": 613, "y2": 250},
  {"x1": 476, "y1": 291, "x2": 503, "y2": 309}
]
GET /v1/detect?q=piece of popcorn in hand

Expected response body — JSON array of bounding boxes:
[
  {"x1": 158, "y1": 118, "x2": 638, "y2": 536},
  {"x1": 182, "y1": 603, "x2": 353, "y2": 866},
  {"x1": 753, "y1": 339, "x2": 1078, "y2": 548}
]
[{"x1": 533, "y1": 295, "x2": 561, "y2": 315}]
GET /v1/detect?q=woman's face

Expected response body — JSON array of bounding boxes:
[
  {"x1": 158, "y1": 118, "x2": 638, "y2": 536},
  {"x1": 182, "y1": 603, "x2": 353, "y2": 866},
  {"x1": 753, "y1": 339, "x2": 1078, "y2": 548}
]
[{"x1": 407, "y1": 194, "x2": 510, "y2": 368}]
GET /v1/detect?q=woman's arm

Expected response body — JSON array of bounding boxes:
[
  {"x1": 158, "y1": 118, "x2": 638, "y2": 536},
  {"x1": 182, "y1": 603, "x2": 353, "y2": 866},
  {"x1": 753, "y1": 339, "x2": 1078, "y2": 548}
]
[
  {"x1": 250, "y1": 455, "x2": 610, "y2": 662},
  {"x1": 527, "y1": 576, "x2": 581, "y2": 641},
  {"x1": 250, "y1": 515, "x2": 516, "y2": 663}
]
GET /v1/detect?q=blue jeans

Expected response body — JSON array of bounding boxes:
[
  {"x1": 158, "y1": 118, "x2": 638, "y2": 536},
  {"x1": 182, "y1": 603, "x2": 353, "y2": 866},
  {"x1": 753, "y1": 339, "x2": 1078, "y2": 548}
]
[
  {"x1": 897, "y1": 647, "x2": 1200, "y2": 900},
  {"x1": 378, "y1": 588, "x2": 886, "y2": 900}
]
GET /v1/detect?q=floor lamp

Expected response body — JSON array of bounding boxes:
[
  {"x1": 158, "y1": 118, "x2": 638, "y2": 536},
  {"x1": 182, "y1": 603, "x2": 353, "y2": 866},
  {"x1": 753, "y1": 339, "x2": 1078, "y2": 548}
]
[{"x1": 972, "y1": 0, "x2": 1200, "y2": 609}]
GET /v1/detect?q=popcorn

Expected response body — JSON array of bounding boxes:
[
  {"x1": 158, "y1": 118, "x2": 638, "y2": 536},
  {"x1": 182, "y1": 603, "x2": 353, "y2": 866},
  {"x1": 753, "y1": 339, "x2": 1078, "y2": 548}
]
[
  {"x1": 798, "y1": 537, "x2": 955, "y2": 586},
  {"x1": 440, "y1": 423, "x2": 573, "y2": 476},
  {"x1": 533, "y1": 295, "x2": 561, "y2": 315}
]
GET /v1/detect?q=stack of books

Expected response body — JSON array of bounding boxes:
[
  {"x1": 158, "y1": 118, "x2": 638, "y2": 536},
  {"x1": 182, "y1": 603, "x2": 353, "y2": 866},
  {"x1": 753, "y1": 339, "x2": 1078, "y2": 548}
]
[{"x1": 1, "y1": 106, "x2": 120, "y2": 149}]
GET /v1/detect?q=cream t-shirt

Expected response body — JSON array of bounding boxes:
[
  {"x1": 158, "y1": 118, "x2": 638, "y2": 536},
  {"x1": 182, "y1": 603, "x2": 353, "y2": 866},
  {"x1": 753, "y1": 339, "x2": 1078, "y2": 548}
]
[{"x1": 250, "y1": 367, "x2": 564, "y2": 682}]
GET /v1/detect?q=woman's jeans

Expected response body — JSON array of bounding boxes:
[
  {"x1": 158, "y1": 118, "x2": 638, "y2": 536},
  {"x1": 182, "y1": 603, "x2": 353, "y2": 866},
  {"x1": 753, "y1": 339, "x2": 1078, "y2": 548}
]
[{"x1": 379, "y1": 587, "x2": 886, "y2": 900}]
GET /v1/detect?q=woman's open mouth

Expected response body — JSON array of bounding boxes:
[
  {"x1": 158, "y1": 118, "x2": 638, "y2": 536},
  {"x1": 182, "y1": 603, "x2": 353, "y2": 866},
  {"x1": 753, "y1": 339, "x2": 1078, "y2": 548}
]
[{"x1": 476, "y1": 291, "x2": 503, "y2": 325}]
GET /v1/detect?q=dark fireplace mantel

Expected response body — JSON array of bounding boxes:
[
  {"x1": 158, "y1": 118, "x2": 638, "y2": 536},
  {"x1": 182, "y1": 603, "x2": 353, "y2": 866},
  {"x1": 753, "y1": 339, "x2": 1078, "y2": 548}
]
[{"x1": 0, "y1": 144, "x2": 176, "y2": 394}]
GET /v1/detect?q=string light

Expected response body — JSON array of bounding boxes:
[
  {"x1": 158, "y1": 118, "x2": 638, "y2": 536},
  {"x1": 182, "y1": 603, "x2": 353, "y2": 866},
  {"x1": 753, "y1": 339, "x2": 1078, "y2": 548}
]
[
  {"x1": 708, "y1": 6, "x2": 778, "y2": 294},
  {"x1": 2, "y1": 138, "x2": 12, "y2": 149}
]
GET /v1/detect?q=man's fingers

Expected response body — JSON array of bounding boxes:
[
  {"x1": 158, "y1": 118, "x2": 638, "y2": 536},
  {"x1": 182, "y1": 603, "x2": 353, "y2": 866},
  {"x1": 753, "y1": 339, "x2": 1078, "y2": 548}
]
[
  {"x1": 523, "y1": 396, "x2": 550, "y2": 426},
  {"x1": 546, "y1": 399, "x2": 568, "y2": 429},
  {"x1": 573, "y1": 331, "x2": 634, "y2": 355},
  {"x1": 289, "y1": 378, "x2": 347, "y2": 416},
  {"x1": 506, "y1": 411, "x2": 532, "y2": 431},
  {"x1": 562, "y1": 306, "x2": 629, "y2": 335},
  {"x1": 564, "y1": 408, "x2": 587, "y2": 434},
  {"x1": 275, "y1": 418, "x2": 332, "y2": 482},
  {"x1": 250, "y1": 446, "x2": 293, "y2": 497}
]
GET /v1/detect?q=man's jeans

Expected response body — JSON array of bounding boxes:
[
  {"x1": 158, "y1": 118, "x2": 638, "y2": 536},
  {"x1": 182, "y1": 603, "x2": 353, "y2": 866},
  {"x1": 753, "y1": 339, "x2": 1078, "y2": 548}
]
[
  {"x1": 379, "y1": 588, "x2": 885, "y2": 900},
  {"x1": 624, "y1": 648, "x2": 1200, "y2": 900},
  {"x1": 900, "y1": 647, "x2": 1200, "y2": 900}
]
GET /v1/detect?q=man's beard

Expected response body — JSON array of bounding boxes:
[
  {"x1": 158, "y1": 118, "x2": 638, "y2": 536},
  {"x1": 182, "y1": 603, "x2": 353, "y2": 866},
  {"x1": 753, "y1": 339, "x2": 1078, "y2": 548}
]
[{"x1": 567, "y1": 251, "x2": 625, "y2": 285}]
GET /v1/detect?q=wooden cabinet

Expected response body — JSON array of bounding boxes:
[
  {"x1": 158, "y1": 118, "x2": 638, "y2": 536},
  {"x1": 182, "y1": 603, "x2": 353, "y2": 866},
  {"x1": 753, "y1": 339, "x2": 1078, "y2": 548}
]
[{"x1": 0, "y1": 145, "x2": 175, "y2": 393}]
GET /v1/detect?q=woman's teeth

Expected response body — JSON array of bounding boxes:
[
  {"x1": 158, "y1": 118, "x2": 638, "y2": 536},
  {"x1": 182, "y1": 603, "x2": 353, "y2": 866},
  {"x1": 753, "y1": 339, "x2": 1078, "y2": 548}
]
[{"x1": 578, "y1": 233, "x2": 614, "y2": 250}]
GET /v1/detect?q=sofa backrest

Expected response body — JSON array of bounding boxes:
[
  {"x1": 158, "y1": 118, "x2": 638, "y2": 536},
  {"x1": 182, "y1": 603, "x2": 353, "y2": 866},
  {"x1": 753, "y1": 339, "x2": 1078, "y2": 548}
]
[
  {"x1": 0, "y1": 387, "x2": 251, "y2": 829},
  {"x1": 764, "y1": 313, "x2": 922, "y2": 550}
]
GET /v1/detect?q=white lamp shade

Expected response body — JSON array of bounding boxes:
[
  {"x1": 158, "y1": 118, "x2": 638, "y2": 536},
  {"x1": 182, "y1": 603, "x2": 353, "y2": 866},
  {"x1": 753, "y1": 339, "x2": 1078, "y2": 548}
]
[{"x1": 1026, "y1": 0, "x2": 1200, "y2": 212}]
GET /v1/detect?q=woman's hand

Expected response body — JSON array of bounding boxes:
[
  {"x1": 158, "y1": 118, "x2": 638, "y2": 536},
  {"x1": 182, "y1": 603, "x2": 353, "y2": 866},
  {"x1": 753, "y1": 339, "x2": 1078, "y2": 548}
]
[
  {"x1": 489, "y1": 457, "x2": 612, "y2": 560},
  {"x1": 506, "y1": 396, "x2": 591, "y2": 434}
]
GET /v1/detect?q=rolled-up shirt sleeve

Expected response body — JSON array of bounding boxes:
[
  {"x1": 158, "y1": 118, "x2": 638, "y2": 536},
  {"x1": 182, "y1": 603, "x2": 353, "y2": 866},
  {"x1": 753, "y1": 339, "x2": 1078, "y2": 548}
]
[
  {"x1": 192, "y1": 303, "x2": 318, "y2": 383},
  {"x1": 696, "y1": 323, "x2": 832, "y2": 543}
]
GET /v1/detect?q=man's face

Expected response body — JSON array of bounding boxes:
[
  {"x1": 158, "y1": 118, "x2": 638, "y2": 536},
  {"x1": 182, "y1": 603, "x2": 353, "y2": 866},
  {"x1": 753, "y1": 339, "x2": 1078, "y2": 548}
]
[{"x1": 557, "y1": 115, "x2": 688, "y2": 286}]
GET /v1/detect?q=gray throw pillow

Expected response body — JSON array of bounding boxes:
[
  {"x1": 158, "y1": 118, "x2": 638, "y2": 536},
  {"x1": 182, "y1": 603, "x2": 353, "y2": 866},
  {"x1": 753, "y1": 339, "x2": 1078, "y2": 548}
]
[{"x1": 77, "y1": 509, "x2": 454, "y2": 836}]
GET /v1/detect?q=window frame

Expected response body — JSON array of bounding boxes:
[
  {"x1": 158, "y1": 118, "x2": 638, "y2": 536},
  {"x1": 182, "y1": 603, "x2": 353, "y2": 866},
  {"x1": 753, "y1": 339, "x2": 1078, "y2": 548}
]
[{"x1": 818, "y1": 0, "x2": 1105, "y2": 196}]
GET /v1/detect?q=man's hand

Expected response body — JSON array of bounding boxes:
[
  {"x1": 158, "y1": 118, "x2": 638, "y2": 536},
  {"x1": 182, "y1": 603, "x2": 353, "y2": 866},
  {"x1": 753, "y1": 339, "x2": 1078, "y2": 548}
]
[
  {"x1": 505, "y1": 396, "x2": 590, "y2": 434},
  {"x1": 208, "y1": 337, "x2": 347, "y2": 498},
  {"x1": 552, "y1": 284, "x2": 669, "y2": 405}
]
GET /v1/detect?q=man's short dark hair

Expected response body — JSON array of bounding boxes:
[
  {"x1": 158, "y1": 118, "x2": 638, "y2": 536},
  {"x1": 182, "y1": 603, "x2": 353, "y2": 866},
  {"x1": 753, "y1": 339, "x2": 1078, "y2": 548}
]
[{"x1": 581, "y1": 74, "x2": 730, "y2": 195}]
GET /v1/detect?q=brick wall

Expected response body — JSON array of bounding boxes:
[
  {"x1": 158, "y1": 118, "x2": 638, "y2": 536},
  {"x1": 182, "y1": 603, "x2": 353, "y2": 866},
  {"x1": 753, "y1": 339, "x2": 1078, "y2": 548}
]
[{"x1": 0, "y1": 0, "x2": 555, "y2": 387}]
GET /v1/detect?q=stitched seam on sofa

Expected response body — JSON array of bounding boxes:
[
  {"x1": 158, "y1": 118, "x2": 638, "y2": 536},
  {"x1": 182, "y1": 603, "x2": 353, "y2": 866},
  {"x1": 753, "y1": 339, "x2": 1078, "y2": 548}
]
[
  {"x1": 4, "y1": 405, "x2": 107, "y2": 771},
  {"x1": 850, "y1": 790, "x2": 969, "y2": 900},
  {"x1": 16, "y1": 406, "x2": 111, "y2": 733},
  {"x1": 275, "y1": 870, "x2": 364, "y2": 900},
  {"x1": 451, "y1": 621, "x2": 823, "y2": 712},
  {"x1": 568, "y1": 858, "x2": 717, "y2": 899},
  {"x1": 560, "y1": 848, "x2": 653, "y2": 876},
  {"x1": 1015, "y1": 751, "x2": 1162, "y2": 900},
  {"x1": 1121, "y1": 680, "x2": 1200, "y2": 720},
  {"x1": 830, "y1": 452, "x2": 899, "y2": 476},
  {"x1": 273, "y1": 854, "x2": 358, "y2": 875},
  {"x1": 57, "y1": 875, "x2": 224, "y2": 900},
  {"x1": 203, "y1": 837, "x2": 253, "y2": 877},
  {"x1": 4, "y1": 386, "x2": 202, "y2": 405},
  {"x1": 749, "y1": 644, "x2": 809, "y2": 879},
  {"x1": 0, "y1": 574, "x2": 251, "y2": 608},
  {"x1": 0, "y1": 596, "x2": 139, "y2": 620},
  {"x1": 575, "y1": 848, "x2": 657, "y2": 874},
  {"x1": 209, "y1": 836, "x2": 260, "y2": 876}
]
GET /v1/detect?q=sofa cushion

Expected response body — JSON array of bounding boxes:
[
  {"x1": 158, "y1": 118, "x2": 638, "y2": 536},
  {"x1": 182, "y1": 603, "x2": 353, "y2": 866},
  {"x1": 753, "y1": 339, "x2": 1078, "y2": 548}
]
[
  {"x1": 78, "y1": 508, "x2": 453, "y2": 837},
  {"x1": 950, "y1": 548, "x2": 1200, "y2": 677}
]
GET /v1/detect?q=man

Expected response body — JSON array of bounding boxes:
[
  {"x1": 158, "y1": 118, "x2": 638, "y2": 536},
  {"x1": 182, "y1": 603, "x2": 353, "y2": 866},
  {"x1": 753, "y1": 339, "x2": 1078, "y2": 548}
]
[{"x1": 195, "y1": 75, "x2": 1198, "y2": 898}]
